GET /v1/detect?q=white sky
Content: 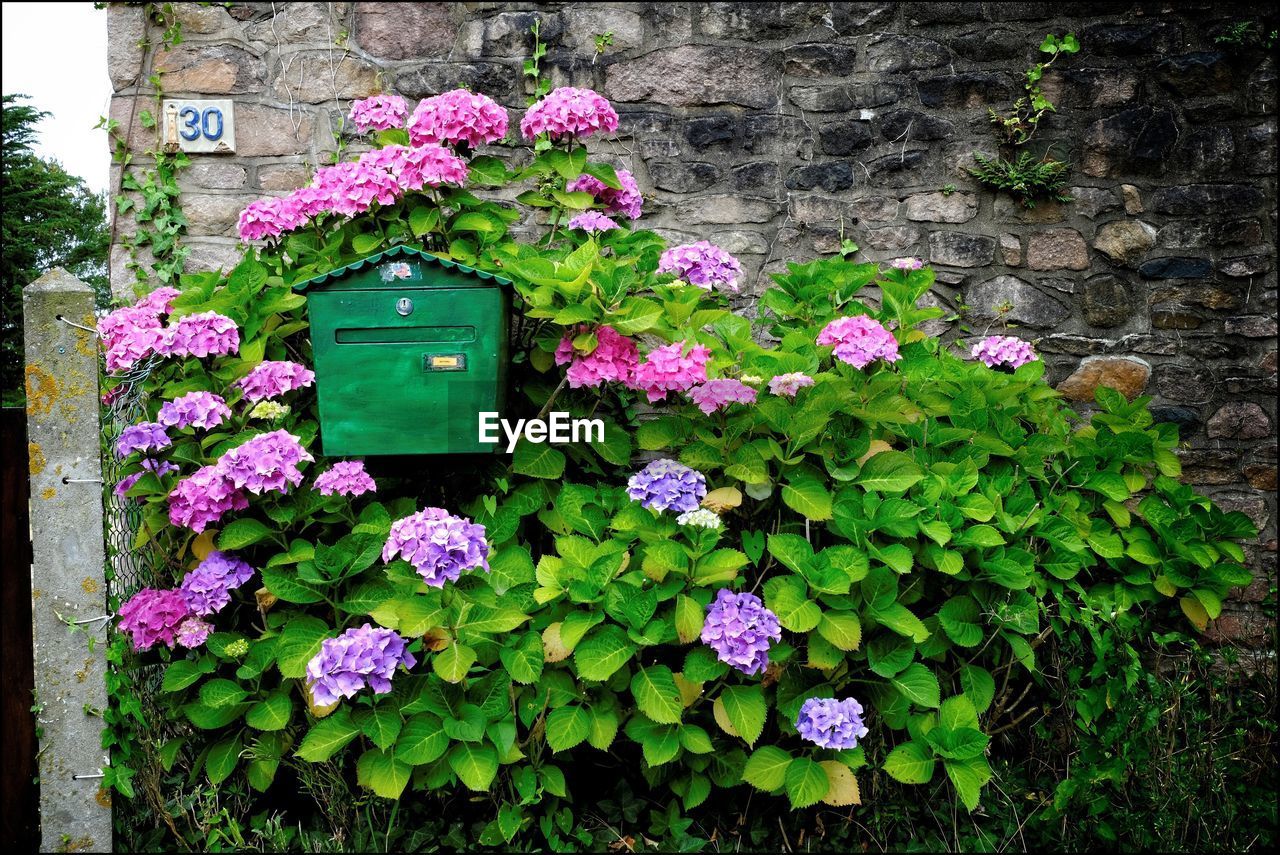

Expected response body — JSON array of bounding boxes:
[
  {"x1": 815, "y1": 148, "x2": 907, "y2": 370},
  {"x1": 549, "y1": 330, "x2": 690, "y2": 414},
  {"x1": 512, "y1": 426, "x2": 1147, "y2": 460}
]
[{"x1": 2, "y1": 1, "x2": 111, "y2": 194}]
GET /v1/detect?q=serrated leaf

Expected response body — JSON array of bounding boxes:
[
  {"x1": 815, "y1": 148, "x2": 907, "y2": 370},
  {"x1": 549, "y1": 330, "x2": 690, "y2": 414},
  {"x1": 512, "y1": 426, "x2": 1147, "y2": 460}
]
[
  {"x1": 891, "y1": 663, "x2": 941, "y2": 709},
  {"x1": 631, "y1": 665, "x2": 683, "y2": 725},
  {"x1": 546, "y1": 705, "x2": 591, "y2": 752},
  {"x1": 245, "y1": 691, "x2": 292, "y2": 731},
  {"x1": 743, "y1": 746, "x2": 793, "y2": 792},
  {"x1": 396, "y1": 713, "x2": 449, "y2": 765},
  {"x1": 857, "y1": 452, "x2": 924, "y2": 493},
  {"x1": 718, "y1": 686, "x2": 767, "y2": 745},
  {"x1": 206, "y1": 734, "x2": 242, "y2": 785},
  {"x1": 785, "y1": 757, "x2": 830, "y2": 808},
  {"x1": 449, "y1": 743, "x2": 499, "y2": 791},
  {"x1": 295, "y1": 710, "x2": 359, "y2": 762},
  {"x1": 818, "y1": 612, "x2": 862, "y2": 651},
  {"x1": 356, "y1": 748, "x2": 411, "y2": 799},
  {"x1": 820, "y1": 761, "x2": 861, "y2": 806},
  {"x1": 883, "y1": 740, "x2": 935, "y2": 784}
]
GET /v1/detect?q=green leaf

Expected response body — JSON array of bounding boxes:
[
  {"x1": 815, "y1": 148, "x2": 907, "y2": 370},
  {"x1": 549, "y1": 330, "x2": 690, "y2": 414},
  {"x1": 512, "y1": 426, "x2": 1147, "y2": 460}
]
[
  {"x1": 782, "y1": 475, "x2": 834, "y2": 521},
  {"x1": 357, "y1": 748, "x2": 411, "y2": 799},
  {"x1": 674, "y1": 595, "x2": 705, "y2": 643},
  {"x1": 857, "y1": 452, "x2": 925, "y2": 493},
  {"x1": 433, "y1": 642, "x2": 477, "y2": 683},
  {"x1": 358, "y1": 707, "x2": 403, "y2": 752},
  {"x1": 785, "y1": 757, "x2": 830, "y2": 808},
  {"x1": 351, "y1": 233, "x2": 383, "y2": 254},
  {"x1": 449, "y1": 743, "x2": 499, "y2": 792},
  {"x1": 296, "y1": 710, "x2": 360, "y2": 762},
  {"x1": 883, "y1": 741, "x2": 936, "y2": 784},
  {"x1": 206, "y1": 734, "x2": 242, "y2": 785},
  {"x1": 162, "y1": 659, "x2": 210, "y2": 692},
  {"x1": 512, "y1": 440, "x2": 566, "y2": 479},
  {"x1": 818, "y1": 612, "x2": 862, "y2": 651},
  {"x1": 960, "y1": 666, "x2": 996, "y2": 714},
  {"x1": 938, "y1": 597, "x2": 983, "y2": 648},
  {"x1": 574, "y1": 624, "x2": 636, "y2": 682},
  {"x1": 500, "y1": 631, "x2": 544, "y2": 685},
  {"x1": 764, "y1": 576, "x2": 822, "y2": 632},
  {"x1": 693, "y1": 549, "x2": 748, "y2": 586},
  {"x1": 546, "y1": 705, "x2": 592, "y2": 752},
  {"x1": 396, "y1": 714, "x2": 450, "y2": 765},
  {"x1": 743, "y1": 746, "x2": 793, "y2": 792},
  {"x1": 244, "y1": 691, "x2": 292, "y2": 731},
  {"x1": 946, "y1": 757, "x2": 992, "y2": 811},
  {"x1": 587, "y1": 706, "x2": 620, "y2": 750},
  {"x1": 261, "y1": 565, "x2": 325, "y2": 605},
  {"x1": 200, "y1": 678, "x2": 248, "y2": 708},
  {"x1": 718, "y1": 686, "x2": 767, "y2": 746},
  {"x1": 870, "y1": 601, "x2": 931, "y2": 643},
  {"x1": 631, "y1": 665, "x2": 683, "y2": 725},
  {"x1": 275, "y1": 618, "x2": 330, "y2": 679},
  {"x1": 891, "y1": 663, "x2": 941, "y2": 709},
  {"x1": 217, "y1": 517, "x2": 274, "y2": 550}
]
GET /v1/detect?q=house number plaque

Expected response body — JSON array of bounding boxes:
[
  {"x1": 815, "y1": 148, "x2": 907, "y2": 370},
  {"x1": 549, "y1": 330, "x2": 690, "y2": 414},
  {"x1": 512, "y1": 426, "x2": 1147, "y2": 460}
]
[{"x1": 162, "y1": 99, "x2": 236, "y2": 153}]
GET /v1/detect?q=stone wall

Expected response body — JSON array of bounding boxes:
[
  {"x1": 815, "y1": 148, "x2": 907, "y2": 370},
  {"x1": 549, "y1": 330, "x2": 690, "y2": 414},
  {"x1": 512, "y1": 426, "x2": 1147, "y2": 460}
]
[{"x1": 106, "y1": 2, "x2": 1277, "y2": 646}]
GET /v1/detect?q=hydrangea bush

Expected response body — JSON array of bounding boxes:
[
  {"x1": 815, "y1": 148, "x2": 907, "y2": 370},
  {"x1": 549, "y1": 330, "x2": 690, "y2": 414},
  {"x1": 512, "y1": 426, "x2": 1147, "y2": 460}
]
[{"x1": 101, "y1": 82, "x2": 1257, "y2": 846}]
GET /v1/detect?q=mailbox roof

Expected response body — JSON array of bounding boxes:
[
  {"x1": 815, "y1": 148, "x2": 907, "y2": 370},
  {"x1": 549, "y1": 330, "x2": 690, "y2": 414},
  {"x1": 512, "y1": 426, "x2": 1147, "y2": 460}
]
[{"x1": 291, "y1": 244, "x2": 512, "y2": 292}]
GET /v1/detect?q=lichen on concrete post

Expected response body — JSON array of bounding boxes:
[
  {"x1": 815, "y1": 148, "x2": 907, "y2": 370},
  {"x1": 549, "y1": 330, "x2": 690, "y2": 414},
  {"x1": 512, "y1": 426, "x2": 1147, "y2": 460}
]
[{"x1": 22, "y1": 268, "x2": 113, "y2": 853}]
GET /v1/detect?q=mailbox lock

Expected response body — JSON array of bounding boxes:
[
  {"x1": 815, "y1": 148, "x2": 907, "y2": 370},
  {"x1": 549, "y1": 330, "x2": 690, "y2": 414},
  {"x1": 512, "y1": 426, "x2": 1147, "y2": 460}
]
[{"x1": 395, "y1": 297, "x2": 414, "y2": 316}]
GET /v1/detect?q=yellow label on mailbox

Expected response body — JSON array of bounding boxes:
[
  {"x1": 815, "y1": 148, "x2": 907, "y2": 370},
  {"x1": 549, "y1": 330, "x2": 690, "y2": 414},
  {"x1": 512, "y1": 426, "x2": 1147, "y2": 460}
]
[{"x1": 425, "y1": 353, "x2": 467, "y2": 371}]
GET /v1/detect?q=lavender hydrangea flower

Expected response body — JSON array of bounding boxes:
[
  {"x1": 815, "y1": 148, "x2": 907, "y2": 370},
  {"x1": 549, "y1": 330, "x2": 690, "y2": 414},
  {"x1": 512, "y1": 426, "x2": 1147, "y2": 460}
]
[
  {"x1": 889, "y1": 257, "x2": 924, "y2": 270},
  {"x1": 626, "y1": 458, "x2": 707, "y2": 513},
  {"x1": 218, "y1": 430, "x2": 313, "y2": 495},
  {"x1": 157, "y1": 391, "x2": 231, "y2": 430},
  {"x1": 971, "y1": 335, "x2": 1037, "y2": 370},
  {"x1": 175, "y1": 617, "x2": 213, "y2": 649},
  {"x1": 700, "y1": 589, "x2": 782, "y2": 676},
  {"x1": 305, "y1": 624, "x2": 417, "y2": 706},
  {"x1": 687, "y1": 378, "x2": 758, "y2": 415},
  {"x1": 658, "y1": 241, "x2": 742, "y2": 292},
  {"x1": 383, "y1": 507, "x2": 490, "y2": 587},
  {"x1": 795, "y1": 697, "x2": 869, "y2": 749},
  {"x1": 566, "y1": 211, "x2": 620, "y2": 233},
  {"x1": 116, "y1": 422, "x2": 171, "y2": 458},
  {"x1": 180, "y1": 551, "x2": 255, "y2": 616},
  {"x1": 313, "y1": 461, "x2": 377, "y2": 497}
]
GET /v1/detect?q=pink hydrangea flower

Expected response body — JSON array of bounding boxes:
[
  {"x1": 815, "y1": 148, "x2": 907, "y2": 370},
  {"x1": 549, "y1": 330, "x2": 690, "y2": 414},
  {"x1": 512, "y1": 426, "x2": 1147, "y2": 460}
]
[
  {"x1": 348, "y1": 94, "x2": 409, "y2": 133},
  {"x1": 408, "y1": 88, "x2": 509, "y2": 149},
  {"x1": 117, "y1": 587, "x2": 190, "y2": 651},
  {"x1": 688, "y1": 378, "x2": 758, "y2": 415},
  {"x1": 237, "y1": 196, "x2": 307, "y2": 242},
  {"x1": 520, "y1": 87, "x2": 619, "y2": 141},
  {"x1": 160, "y1": 312, "x2": 240, "y2": 359},
  {"x1": 283, "y1": 185, "x2": 331, "y2": 220},
  {"x1": 658, "y1": 241, "x2": 742, "y2": 292},
  {"x1": 359, "y1": 144, "x2": 468, "y2": 191},
  {"x1": 175, "y1": 617, "x2": 213, "y2": 649},
  {"x1": 768, "y1": 372, "x2": 815, "y2": 398},
  {"x1": 890, "y1": 257, "x2": 924, "y2": 270},
  {"x1": 817, "y1": 316, "x2": 900, "y2": 369},
  {"x1": 628, "y1": 341, "x2": 711, "y2": 403},
  {"x1": 157, "y1": 391, "x2": 231, "y2": 430},
  {"x1": 971, "y1": 335, "x2": 1037, "y2": 369},
  {"x1": 99, "y1": 305, "x2": 165, "y2": 374},
  {"x1": 313, "y1": 461, "x2": 377, "y2": 497},
  {"x1": 168, "y1": 464, "x2": 249, "y2": 532},
  {"x1": 566, "y1": 169, "x2": 643, "y2": 220},
  {"x1": 136, "y1": 286, "x2": 180, "y2": 315},
  {"x1": 218, "y1": 430, "x2": 313, "y2": 496},
  {"x1": 566, "y1": 211, "x2": 620, "y2": 232},
  {"x1": 311, "y1": 161, "x2": 402, "y2": 217},
  {"x1": 554, "y1": 325, "x2": 639, "y2": 388},
  {"x1": 235, "y1": 360, "x2": 315, "y2": 403}
]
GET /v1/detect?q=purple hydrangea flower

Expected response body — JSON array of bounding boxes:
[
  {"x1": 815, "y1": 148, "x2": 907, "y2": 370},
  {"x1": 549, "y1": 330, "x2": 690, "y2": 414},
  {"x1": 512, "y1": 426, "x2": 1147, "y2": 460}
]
[
  {"x1": 117, "y1": 587, "x2": 190, "y2": 651},
  {"x1": 700, "y1": 589, "x2": 782, "y2": 676},
  {"x1": 175, "y1": 616, "x2": 213, "y2": 649},
  {"x1": 768, "y1": 372, "x2": 816, "y2": 398},
  {"x1": 313, "y1": 461, "x2": 377, "y2": 497},
  {"x1": 658, "y1": 241, "x2": 742, "y2": 292},
  {"x1": 116, "y1": 422, "x2": 171, "y2": 458},
  {"x1": 971, "y1": 335, "x2": 1037, "y2": 370},
  {"x1": 795, "y1": 697, "x2": 869, "y2": 749},
  {"x1": 217, "y1": 430, "x2": 314, "y2": 495},
  {"x1": 160, "y1": 311, "x2": 240, "y2": 358},
  {"x1": 626, "y1": 459, "x2": 707, "y2": 513},
  {"x1": 114, "y1": 458, "x2": 180, "y2": 500},
  {"x1": 566, "y1": 211, "x2": 620, "y2": 233},
  {"x1": 383, "y1": 507, "x2": 490, "y2": 587},
  {"x1": 305, "y1": 624, "x2": 417, "y2": 707},
  {"x1": 566, "y1": 169, "x2": 643, "y2": 220},
  {"x1": 157, "y1": 391, "x2": 231, "y2": 430},
  {"x1": 687, "y1": 378, "x2": 758, "y2": 415},
  {"x1": 235, "y1": 361, "x2": 316, "y2": 403},
  {"x1": 180, "y1": 551, "x2": 255, "y2": 616},
  {"x1": 817, "y1": 315, "x2": 901, "y2": 370},
  {"x1": 167, "y1": 464, "x2": 250, "y2": 533}
]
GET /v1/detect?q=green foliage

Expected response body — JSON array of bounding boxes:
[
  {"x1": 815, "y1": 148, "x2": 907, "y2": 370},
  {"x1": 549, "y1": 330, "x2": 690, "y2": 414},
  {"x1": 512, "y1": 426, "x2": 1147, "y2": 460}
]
[
  {"x1": 969, "y1": 150, "x2": 1072, "y2": 208},
  {"x1": 1215, "y1": 19, "x2": 1278, "y2": 51},
  {"x1": 988, "y1": 32, "x2": 1079, "y2": 146},
  {"x1": 108, "y1": 58, "x2": 1265, "y2": 853},
  {"x1": 1, "y1": 94, "x2": 110, "y2": 403}
]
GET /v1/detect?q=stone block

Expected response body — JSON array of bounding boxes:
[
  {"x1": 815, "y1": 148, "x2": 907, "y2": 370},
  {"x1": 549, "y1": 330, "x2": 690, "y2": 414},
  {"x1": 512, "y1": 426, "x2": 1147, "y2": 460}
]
[
  {"x1": 916, "y1": 72, "x2": 1014, "y2": 109},
  {"x1": 965, "y1": 274, "x2": 1069, "y2": 328},
  {"x1": 154, "y1": 44, "x2": 267, "y2": 95},
  {"x1": 818, "y1": 120, "x2": 873, "y2": 156},
  {"x1": 180, "y1": 162, "x2": 248, "y2": 191},
  {"x1": 878, "y1": 109, "x2": 953, "y2": 142},
  {"x1": 696, "y1": 3, "x2": 829, "y2": 39},
  {"x1": 904, "y1": 192, "x2": 977, "y2": 224},
  {"x1": 234, "y1": 104, "x2": 315, "y2": 157},
  {"x1": 1139, "y1": 256, "x2": 1212, "y2": 279},
  {"x1": 929, "y1": 232, "x2": 996, "y2": 268},
  {"x1": 784, "y1": 44, "x2": 858, "y2": 78},
  {"x1": 107, "y1": 3, "x2": 146, "y2": 90},
  {"x1": 1083, "y1": 274, "x2": 1133, "y2": 328},
  {"x1": 272, "y1": 51, "x2": 379, "y2": 103},
  {"x1": 606, "y1": 46, "x2": 781, "y2": 109},
  {"x1": 785, "y1": 162, "x2": 854, "y2": 193},
  {"x1": 865, "y1": 34, "x2": 951, "y2": 72},
  {"x1": 257, "y1": 163, "x2": 311, "y2": 191},
  {"x1": 1093, "y1": 220, "x2": 1156, "y2": 267},
  {"x1": 675, "y1": 195, "x2": 780, "y2": 225},
  {"x1": 396, "y1": 62, "x2": 519, "y2": 103},
  {"x1": 356, "y1": 2, "x2": 456, "y2": 60},
  {"x1": 1151, "y1": 184, "x2": 1265, "y2": 215},
  {"x1": 1207, "y1": 402, "x2": 1273, "y2": 440},
  {"x1": 649, "y1": 161, "x2": 720, "y2": 193},
  {"x1": 1082, "y1": 106, "x2": 1179, "y2": 178},
  {"x1": 1027, "y1": 229, "x2": 1089, "y2": 271},
  {"x1": 1056, "y1": 355, "x2": 1152, "y2": 401},
  {"x1": 183, "y1": 193, "x2": 259, "y2": 237}
]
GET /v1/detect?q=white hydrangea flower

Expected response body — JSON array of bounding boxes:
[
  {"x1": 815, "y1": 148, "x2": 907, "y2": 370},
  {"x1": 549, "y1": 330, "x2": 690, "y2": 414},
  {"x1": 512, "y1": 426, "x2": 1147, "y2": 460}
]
[
  {"x1": 676, "y1": 508, "x2": 722, "y2": 529},
  {"x1": 249, "y1": 400, "x2": 290, "y2": 421}
]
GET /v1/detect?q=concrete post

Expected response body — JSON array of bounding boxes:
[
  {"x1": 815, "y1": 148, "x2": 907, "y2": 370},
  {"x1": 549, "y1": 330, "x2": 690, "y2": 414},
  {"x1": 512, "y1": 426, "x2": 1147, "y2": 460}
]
[{"x1": 22, "y1": 269, "x2": 112, "y2": 853}]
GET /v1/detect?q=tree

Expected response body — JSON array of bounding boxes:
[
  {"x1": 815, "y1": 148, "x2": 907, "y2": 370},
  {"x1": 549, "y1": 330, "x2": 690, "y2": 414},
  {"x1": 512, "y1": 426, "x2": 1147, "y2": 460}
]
[{"x1": 2, "y1": 94, "x2": 110, "y2": 405}]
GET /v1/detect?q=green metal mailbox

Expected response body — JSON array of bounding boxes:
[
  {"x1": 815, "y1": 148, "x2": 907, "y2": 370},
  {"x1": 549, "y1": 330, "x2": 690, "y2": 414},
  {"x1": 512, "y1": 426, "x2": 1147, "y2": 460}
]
[{"x1": 293, "y1": 245, "x2": 511, "y2": 456}]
